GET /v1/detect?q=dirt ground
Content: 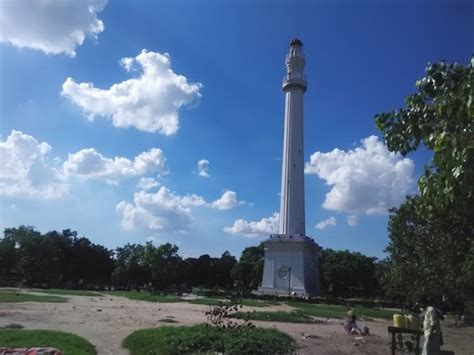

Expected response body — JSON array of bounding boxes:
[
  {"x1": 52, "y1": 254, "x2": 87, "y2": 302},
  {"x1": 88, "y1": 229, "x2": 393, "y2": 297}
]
[{"x1": 1, "y1": 292, "x2": 473, "y2": 354}]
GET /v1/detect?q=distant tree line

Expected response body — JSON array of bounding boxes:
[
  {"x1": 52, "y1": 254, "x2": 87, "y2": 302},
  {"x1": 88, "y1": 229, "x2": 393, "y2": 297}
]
[{"x1": 0, "y1": 225, "x2": 385, "y2": 299}]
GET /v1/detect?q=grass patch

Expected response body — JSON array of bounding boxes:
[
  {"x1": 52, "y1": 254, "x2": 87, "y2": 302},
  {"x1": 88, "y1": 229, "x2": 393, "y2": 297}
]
[
  {"x1": 351, "y1": 306, "x2": 400, "y2": 320},
  {"x1": 123, "y1": 324, "x2": 294, "y2": 354},
  {"x1": 0, "y1": 329, "x2": 96, "y2": 354},
  {"x1": 0, "y1": 291, "x2": 67, "y2": 303},
  {"x1": 33, "y1": 289, "x2": 103, "y2": 297},
  {"x1": 103, "y1": 290, "x2": 182, "y2": 303},
  {"x1": 232, "y1": 311, "x2": 316, "y2": 323},
  {"x1": 188, "y1": 298, "x2": 226, "y2": 306},
  {"x1": 240, "y1": 299, "x2": 279, "y2": 307},
  {"x1": 231, "y1": 302, "x2": 401, "y2": 324},
  {"x1": 289, "y1": 301, "x2": 400, "y2": 320},
  {"x1": 188, "y1": 298, "x2": 278, "y2": 307}
]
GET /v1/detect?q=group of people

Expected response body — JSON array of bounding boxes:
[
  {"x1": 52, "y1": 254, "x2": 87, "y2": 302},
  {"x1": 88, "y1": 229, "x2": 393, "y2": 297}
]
[{"x1": 343, "y1": 297, "x2": 445, "y2": 355}]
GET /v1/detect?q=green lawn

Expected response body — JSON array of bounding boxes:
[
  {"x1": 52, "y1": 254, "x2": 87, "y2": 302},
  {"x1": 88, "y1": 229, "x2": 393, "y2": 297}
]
[
  {"x1": 240, "y1": 298, "x2": 280, "y2": 307},
  {"x1": 103, "y1": 290, "x2": 183, "y2": 303},
  {"x1": 289, "y1": 301, "x2": 400, "y2": 320},
  {"x1": 123, "y1": 324, "x2": 295, "y2": 354},
  {"x1": 229, "y1": 302, "x2": 401, "y2": 324},
  {"x1": 188, "y1": 298, "x2": 226, "y2": 306},
  {"x1": 33, "y1": 289, "x2": 103, "y2": 297},
  {"x1": 0, "y1": 291, "x2": 67, "y2": 303},
  {"x1": 232, "y1": 310, "x2": 316, "y2": 323},
  {"x1": 0, "y1": 330, "x2": 96, "y2": 354}
]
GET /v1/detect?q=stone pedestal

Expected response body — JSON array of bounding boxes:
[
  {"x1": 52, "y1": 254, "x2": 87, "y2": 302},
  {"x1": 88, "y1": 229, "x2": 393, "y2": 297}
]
[{"x1": 258, "y1": 234, "x2": 320, "y2": 297}]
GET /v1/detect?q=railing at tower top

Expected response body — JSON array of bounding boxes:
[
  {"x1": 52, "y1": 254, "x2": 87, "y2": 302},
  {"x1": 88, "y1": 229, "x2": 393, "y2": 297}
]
[{"x1": 283, "y1": 73, "x2": 307, "y2": 82}]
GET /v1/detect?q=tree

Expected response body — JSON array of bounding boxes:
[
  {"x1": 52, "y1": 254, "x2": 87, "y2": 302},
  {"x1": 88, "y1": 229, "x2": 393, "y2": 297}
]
[
  {"x1": 213, "y1": 251, "x2": 237, "y2": 289},
  {"x1": 231, "y1": 243, "x2": 264, "y2": 291},
  {"x1": 1, "y1": 226, "x2": 114, "y2": 288},
  {"x1": 3, "y1": 226, "x2": 62, "y2": 287},
  {"x1": 319, "y1": 249, "x2": 379, "y2": 298},
  {"x1": 113, "y1": 244, "x2": 150, "y2": 289},
  {"x1": 145, "y1": 242, "x2": 182, "y2": 289},
  {"x1": 376, "y1": 58, "x2": 473, "y2": 216},
  {"x1": 375, "y1": 58, "x2": 473, "y2": 309}
]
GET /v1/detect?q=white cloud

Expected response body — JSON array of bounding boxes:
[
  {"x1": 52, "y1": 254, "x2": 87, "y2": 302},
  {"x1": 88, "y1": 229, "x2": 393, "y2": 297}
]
[
  {"x1": 305, "y1": 135, "x2": 415, "y2": 215},
  {"x1": 0, "y1": 130, "x2": 168, "y2": 199},
  {"x1": 63, "y1": 147, "x2": 166, "y2": 184},
  {"x1": 137, "y1": 177, "x2": 160, "y2": 191},
  {"x1": 224, "y1": 212, "x2": 279, "y2": 238},
  {"x1": 116, "y1": 186, "x2": 206, "y2": 233},
  {"x1": 315, "y1": 216, "x2": 336, "y2": 230},
  {"x1": 0, "y1": 130, "x2": 68, "y2": 198},
  {"x1": 210, "y1": 190, "x2": 246, "y2": 210},
  {"x1": 61, "y1": 49, "x2": 202, "y2": 134},
  {"x1": 197, "y1": 159, "x2": 210, "y2": 177},
  {"x1": 0, "y1": 0, "x2": 107, "y2": 56},
  {"x1": 347, "y1": 215, "x2": 358, "y2": 227}
]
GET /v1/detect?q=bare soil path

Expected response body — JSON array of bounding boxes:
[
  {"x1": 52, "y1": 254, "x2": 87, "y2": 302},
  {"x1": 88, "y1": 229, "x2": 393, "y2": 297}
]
[{"x1": 1, "y1": 292, "x2": 472, "y2": 354}]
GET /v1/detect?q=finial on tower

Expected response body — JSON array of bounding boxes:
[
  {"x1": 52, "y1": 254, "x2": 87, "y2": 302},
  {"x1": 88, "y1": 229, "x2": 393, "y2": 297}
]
[{"x1": 290, "y1": 38, "x2": 303, "y2": 47}]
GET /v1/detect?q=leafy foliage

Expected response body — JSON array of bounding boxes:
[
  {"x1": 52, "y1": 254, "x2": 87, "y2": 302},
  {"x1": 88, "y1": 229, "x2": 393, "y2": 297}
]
[
  {"x1": 205, "y1": 303, "x2": 254, "y2": 330},
  {"x1": 375, "y1": 58, "x2": 474, "y2": 310},
  {"x1": 230, "y1": 243, "x2": 264, "y2": 291},
  {"x1": 112, "y1": 244, "x2": 150, "y2": 289},
  {"x1": 0, "y1": 226, "x2": 114, "y2": 288},
  {"x1": 319, "y1": 249, "x2": 380, "y2": 298},
  {"x1": 376, "y1": 58, "x2": 473, "y2": 214}
]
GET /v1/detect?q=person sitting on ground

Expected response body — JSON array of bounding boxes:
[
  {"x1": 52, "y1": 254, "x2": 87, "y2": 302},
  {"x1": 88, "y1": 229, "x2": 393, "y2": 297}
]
[{"x1": 345, "y1": 314, "x2": 363, "y2": 335}]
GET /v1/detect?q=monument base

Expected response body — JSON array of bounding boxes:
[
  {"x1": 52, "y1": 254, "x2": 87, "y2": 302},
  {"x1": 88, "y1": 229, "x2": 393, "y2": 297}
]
[{"x1": 258, "y1": 234, "x2": 320, "y2": 297}]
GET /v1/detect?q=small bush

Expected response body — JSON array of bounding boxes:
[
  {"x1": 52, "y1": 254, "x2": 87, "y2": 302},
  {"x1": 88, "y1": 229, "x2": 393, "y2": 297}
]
[{"x1": 123, "y1": 324, "x2": 295, "y2": 354}]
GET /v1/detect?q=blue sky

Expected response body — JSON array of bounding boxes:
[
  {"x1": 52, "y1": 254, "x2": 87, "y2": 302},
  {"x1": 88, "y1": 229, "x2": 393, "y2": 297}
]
[{"x1": 0, "y1": 0, "x2": 472, "y2": 259}]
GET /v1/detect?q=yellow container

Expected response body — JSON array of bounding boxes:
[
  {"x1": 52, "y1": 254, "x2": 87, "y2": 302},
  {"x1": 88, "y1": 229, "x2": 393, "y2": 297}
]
[
  {"x1": 393, "y1": 314, "x2": 405, "y2": 328},
  {"x1": 405, "y1": 315, "x2": 411, "y2": 329},
  {"x1": 408, "y1": 315, "x2": 419, "y2": 331}
]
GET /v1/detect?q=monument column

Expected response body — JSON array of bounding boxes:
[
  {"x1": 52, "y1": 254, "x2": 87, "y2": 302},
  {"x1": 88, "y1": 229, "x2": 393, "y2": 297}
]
[
  {"x1": 279, "y1": 39, "x2": 307, "y2": 236},
  {"x1": 258, "y1": 39, "x2": 320, "y2": 297}
]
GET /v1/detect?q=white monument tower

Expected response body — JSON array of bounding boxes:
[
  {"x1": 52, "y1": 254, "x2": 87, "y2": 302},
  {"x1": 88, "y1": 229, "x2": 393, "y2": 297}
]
[{"x1": 259, "y1": 39, "x2": 321, "y2": 297}]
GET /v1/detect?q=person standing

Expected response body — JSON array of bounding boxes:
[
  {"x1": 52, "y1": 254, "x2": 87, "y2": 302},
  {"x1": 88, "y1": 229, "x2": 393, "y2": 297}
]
[{"x1": 422, "y1": 298, "x2": 443, "y2": 355}]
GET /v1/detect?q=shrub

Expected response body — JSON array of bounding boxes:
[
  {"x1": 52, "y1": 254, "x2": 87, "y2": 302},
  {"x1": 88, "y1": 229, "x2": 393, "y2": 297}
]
[{"x1": 123, "y1": 324, "x2": 295, "y2": 354}]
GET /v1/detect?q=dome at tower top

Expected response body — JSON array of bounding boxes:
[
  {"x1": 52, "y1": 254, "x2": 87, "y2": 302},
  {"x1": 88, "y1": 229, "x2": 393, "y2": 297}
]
[{"x1": 289, "y1": 38, "x2": 303, "y2": 47}]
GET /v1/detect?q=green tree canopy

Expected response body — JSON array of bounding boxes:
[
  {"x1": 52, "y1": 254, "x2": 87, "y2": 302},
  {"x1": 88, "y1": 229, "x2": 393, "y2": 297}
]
[{"x1": 375, "y1": 57, "x2": 473, "y2": 310}]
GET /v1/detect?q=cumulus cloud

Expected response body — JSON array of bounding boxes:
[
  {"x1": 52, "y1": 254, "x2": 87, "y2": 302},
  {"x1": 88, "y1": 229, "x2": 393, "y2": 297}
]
[
  {"x1": 63, "y1": 147, "x2": 166, "y2": 184},
  {"x1": 0, "y1": 0, "x2": 107, "y2": 56},
  {"x1": 347, "y1": 215, "x2": 358, "y2": 227},
  {"x1": 315, "y1": 216, "x2": 336, "y2": 230},
  {"x1": 224, "y1": 212, "x2": 279, "y2": 238},
  {"x1": 210, "y1": 190, "x2": 246, "y2": 210},
  {"x1": 116, "y1": 186, "x2": 206, "y2": 233},
  {"x1": 305, "y1": 135, "x2": 415, "y2": 215},
  {"x1": 61, "y1": 49, "x2": 202, "y2": 134},
  {"x1": 0, "y1": 130, "x2": 68, "y2": 198},
  {"x1": 197, "y1": 159, "x2": 210, "y2": 177},
  {"x1": 137, "y1": 177, "x2": 160, "y2": 191},
  {"x1": 0, "y1": 130, "x2": 169, "y2": 198}
]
